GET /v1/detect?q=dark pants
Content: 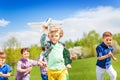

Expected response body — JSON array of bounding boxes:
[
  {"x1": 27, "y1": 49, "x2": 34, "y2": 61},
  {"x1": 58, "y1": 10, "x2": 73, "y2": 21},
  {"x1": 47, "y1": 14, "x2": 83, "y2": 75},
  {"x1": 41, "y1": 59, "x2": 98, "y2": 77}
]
[{"x1": 41, "y1": 74, "x2": 48, "y2": 80}]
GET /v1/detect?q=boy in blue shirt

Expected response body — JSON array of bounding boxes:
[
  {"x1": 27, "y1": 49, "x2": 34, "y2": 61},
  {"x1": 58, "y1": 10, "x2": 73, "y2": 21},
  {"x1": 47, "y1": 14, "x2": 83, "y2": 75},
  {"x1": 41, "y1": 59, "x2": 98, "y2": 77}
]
[
  {"x1": 0, "y1": 51, "x2": 11, "y2": 80},
  {"x1": 96, "y1": 31, "x2": 117, "y2": 80}
]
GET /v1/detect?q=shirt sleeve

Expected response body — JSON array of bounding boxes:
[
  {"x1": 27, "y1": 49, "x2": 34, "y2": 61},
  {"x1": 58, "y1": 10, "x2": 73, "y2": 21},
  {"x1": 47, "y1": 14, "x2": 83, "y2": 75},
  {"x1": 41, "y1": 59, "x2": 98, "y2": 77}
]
[
  {"x1": 6, "y1": 64, "x2": 12, "y2": 73},
  {"x1": 17, "y1": 60, "x2": 22, "y2": 71},
  {"x1": 40, "y1": 34, "x2": 47, "y2": 48},
  {"x1": 109, "y1": 46, "x2": 114, "y2": 52},
  {"x1": 30, "y1": 60, "x2": 39, "y2": 66},
  {"x1": 96, "y1": 46, "x2": 103, "y2": 57},
  {"x1": 63, "y1": 48, "x2": 72, "y2": 65}
]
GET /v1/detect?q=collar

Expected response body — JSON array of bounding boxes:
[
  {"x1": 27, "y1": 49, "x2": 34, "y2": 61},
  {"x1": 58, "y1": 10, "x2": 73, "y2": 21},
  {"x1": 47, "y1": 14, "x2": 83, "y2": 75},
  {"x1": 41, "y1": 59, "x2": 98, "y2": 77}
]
[
  {"x1": 0, "y1": 63, "x2": 5, "y2": 68},
  {"x1": 21, "y1": 58, "x2": 29, "y2": 62},
  {"x1": 101, "y1": 42, "x2": 108, "y2": 48}
]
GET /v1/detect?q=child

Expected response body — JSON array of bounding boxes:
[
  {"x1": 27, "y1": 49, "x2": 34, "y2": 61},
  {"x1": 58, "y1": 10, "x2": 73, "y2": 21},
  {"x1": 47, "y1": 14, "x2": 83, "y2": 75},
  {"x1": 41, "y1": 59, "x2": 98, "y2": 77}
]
[
  {"x1": 39, "y1": 47, "x2": 48, "y2": 80},
  {"x1": 40, "y1": 25, "x2": 72, "y2": 80},
  {"x1": 0, "y1": 51, "x2": 12, "y2": 80},
  {"x1": 96, "y1": 31, "x2": 117, "y2": 80},
  {"x1": 16, "y1": 48, "x2": 44, "y2": 80}
]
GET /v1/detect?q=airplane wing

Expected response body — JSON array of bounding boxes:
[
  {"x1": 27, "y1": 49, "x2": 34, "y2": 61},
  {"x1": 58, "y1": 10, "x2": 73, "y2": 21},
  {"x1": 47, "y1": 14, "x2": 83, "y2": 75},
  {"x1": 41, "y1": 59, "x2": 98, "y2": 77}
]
[
  {"x1": 27, "y1": 18, "x2": 63, "y2": 27},
  {"x1": 27, "y1": 22, "x2": 45, "y2": 26}
]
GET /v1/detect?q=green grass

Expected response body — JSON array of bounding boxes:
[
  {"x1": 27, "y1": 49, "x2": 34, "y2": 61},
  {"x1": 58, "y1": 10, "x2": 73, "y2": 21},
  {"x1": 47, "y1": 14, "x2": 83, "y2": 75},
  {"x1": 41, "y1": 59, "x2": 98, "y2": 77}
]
[{"x1": 9, "y1": 53, "x2": 120, "y2": 80}]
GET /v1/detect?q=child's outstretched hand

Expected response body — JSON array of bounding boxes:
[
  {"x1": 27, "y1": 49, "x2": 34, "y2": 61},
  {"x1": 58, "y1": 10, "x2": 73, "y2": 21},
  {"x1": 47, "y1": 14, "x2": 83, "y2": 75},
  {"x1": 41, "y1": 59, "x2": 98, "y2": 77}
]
[
  {"x1": 108, "y1": 52, "x2": 117, "y2": 61},
  {"x1": 66, "y1": 64, "x2": 72, "y2": 69},
  {"x1": 27, "y1": 67, "x2": 32, "y2": 72},
  {"x1": 0, "y1": 72, "x2": 3, "y2": 76},
  {"x1": 112, "y1": 57, "x2": 117, "y2": 61},
  {"x1": 42, "y1": 24, "x2": 48, "y2": 34},
  {"x1": 39, "y1": 61, "x2": 47, "y2": 68}
]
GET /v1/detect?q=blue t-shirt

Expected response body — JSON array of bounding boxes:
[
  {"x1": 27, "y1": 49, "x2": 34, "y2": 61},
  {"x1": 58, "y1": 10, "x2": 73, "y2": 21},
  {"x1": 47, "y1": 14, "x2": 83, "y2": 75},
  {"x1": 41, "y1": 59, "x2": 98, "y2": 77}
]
[
  {"x1": 96, "y1": 42, "x2": 113, "y2": 69},
  {"x1": 0, "y1": 63, "x2": 11, "y2": 80}
]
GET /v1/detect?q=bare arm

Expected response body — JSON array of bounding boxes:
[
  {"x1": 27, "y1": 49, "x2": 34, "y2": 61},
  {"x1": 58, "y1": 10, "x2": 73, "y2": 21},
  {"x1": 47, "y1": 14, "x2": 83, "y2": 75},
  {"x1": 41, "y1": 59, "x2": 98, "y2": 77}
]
[
  {"x1": 0, "y1": 72, "x2": 11, "y2": 78},
  {"x1": 98, "y1": 52, "x2": 117, "y2": 61},
  {"x1": 109, "y1": 52, "x2": 117, "y2": 61},
  {"x1": 97, "y1": 53, "x2": 111, "y2": 60}
]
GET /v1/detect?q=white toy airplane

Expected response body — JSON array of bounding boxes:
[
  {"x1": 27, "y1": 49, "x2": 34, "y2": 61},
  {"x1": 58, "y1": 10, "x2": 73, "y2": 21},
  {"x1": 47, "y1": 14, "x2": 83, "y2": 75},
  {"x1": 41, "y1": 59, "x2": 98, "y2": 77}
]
[{"x1": 28, "y1": 18, "x2": 62, "y2": 27}]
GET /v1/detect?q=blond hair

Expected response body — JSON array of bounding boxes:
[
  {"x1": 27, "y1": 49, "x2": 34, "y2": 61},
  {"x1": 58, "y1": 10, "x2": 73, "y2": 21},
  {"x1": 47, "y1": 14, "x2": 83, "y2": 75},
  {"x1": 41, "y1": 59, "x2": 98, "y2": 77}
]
[{"x1": 48, "y1": 27, "x2": 63, "y2": 38}]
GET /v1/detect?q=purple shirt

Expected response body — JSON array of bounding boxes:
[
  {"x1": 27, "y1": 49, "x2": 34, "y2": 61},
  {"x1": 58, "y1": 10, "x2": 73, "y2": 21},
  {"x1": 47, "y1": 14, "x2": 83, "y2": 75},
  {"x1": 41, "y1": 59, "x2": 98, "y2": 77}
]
[{"x1": 16, "y1": 58, "x2": 39, "y2": 80}]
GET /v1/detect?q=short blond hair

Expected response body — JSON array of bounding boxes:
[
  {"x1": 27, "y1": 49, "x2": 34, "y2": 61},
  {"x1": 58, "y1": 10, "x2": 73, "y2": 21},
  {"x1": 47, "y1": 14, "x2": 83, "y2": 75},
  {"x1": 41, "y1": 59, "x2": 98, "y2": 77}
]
[{"x1": 48, "y1": 27, "x2": 63, "y2": 38}]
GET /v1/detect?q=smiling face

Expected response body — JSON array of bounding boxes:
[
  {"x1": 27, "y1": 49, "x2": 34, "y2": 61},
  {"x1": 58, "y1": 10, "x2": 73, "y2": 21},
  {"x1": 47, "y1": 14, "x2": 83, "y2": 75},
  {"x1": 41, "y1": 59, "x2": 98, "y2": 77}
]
[
  {"x1": 50, "y1": 32, "x2": 60, "y2": 44},
  {"x1": 21, "y1": 48, "x2": 30, "y2": 60},
  {"x1": 0, "y1": 58, "x2": 5, "y2": 67},
  {"x1": 102, "y1": 31, "x2": 113, "y2": 47},
  {"x1": 48, "y1": 27, "x2": 63, "y2": 44},
  {"x1": 102, "y1": 36, "x2": 112, "y2": 47},
  {"x1": 22, "y1": 51, "x2": 30, "y2": 60}
]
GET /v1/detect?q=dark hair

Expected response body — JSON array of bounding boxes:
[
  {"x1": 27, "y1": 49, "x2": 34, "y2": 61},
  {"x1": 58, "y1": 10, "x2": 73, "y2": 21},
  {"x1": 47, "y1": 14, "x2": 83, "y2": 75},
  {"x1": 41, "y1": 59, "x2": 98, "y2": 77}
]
[
  {"x1": 0, "y1": 51, "x2": 6, "y2": 58},
  {"x1": 21, "y1": 48, "x2": 30, "y2": 54},
  {"x1": 42, "y1": 47, "x2": 45, "y2": 51},
  {"x1": 103, "y1": 31, "x2": 112, "y2": 38}
]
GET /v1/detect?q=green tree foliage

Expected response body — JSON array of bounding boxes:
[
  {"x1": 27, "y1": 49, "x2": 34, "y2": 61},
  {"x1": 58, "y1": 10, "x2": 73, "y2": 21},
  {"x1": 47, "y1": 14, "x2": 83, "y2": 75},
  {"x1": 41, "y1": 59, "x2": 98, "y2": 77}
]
[
  {"x1": 65, "y1": 39, "x2": 75, "y2": 48},
  {"x1": 74, "y1": 38, "x2": 81, "y2": 46},
  {"x1": 3, "y1": 37, "x2": 21, "y2": 75},
  {"x1": 65, "y1": 30, "x2": 101, "y2": 58},
  {"x1": 113, "y1": 33, "x2": 120, "y2": 45},
  {"x1": 29, "y1": 45, "x2": 42, "y2": 60},
  {"x1": 66, "y1": 30, "x2": 120, "y2": 58},
  {"x1": 79, "y1": 30, "x2": 100, "y2": 47},
  {"x1": 80, "y1": 30, "x2": 100, "y2": 57}
]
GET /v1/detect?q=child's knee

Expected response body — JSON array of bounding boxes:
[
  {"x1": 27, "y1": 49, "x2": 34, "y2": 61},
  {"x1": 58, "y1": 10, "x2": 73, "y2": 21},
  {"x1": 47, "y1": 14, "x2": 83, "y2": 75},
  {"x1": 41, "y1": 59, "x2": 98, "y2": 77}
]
[{"x1": 111, "y1": 71, "x2": 117, "y2": 79}]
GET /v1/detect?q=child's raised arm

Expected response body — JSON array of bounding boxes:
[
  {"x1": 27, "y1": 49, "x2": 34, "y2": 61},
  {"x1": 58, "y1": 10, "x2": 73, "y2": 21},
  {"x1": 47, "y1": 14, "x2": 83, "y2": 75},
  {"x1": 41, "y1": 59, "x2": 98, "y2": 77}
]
[
  {"x1": 41, "y1": 24, "x2": 48, "y2": 35},
  {"x1": 40, "y1": 25, "x2": 49, "y2": 48}
]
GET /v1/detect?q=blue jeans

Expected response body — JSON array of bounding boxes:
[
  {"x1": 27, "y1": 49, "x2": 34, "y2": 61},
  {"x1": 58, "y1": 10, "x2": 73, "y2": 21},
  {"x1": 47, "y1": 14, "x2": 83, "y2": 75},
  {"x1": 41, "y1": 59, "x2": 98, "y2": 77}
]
[{"x1": 41, "y1": 74, "x2": 48, "y2": 80}]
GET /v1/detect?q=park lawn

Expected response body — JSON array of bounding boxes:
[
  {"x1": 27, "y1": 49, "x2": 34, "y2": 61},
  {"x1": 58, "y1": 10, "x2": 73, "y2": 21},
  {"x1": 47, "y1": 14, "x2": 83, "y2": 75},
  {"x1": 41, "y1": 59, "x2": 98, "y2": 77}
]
[
  {"x1": 9, "y1": 53, "x2": 120, "y2": 80},
  {"x1": 69, "y1": 53, "x2": 120, "y2": 80},
  {"x1": 9, "y1": 66, "x2": 42, "y2": 80}
]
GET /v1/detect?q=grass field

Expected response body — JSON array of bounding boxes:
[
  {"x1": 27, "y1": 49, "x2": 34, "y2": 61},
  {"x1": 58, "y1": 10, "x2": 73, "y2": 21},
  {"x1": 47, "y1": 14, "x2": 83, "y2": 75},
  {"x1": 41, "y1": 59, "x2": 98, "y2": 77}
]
[{"x1": 9, "y1": 53, "x2": 120, "y2": 80}]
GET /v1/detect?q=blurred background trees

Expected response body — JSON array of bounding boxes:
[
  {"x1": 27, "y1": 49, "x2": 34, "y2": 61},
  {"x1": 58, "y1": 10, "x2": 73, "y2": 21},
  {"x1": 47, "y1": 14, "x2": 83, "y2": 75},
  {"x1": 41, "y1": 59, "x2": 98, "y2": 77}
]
[{"x1": 0, "y1": 30, "x2": 120, "y2": 75}]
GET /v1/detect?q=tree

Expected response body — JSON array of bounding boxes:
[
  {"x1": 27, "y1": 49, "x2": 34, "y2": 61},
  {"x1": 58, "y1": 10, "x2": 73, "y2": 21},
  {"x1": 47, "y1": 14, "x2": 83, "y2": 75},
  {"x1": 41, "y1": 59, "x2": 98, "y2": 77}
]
[
  {"x1": 3, "y1": 37, "x2": 21, "y2": 75},
  {"x1": 29, "y1": 45, "x2": 42, "y2": 60},
  {"x1": 113, "y1": 33, "x2": 120, "y2": 45},
  {"x1": 65, "y1": 39, "x2": 75, "y2": 48},
  {"x1": 79, "y1": 30, "x2": 100, "y2": 57}
]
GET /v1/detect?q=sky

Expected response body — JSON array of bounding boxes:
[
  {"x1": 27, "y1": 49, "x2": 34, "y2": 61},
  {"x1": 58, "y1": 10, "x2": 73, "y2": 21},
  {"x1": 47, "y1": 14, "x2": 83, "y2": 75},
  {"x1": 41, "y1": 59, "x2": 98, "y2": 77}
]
[{"x1": 0, "y1": 0, "x2": 120, "y2": 48}]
